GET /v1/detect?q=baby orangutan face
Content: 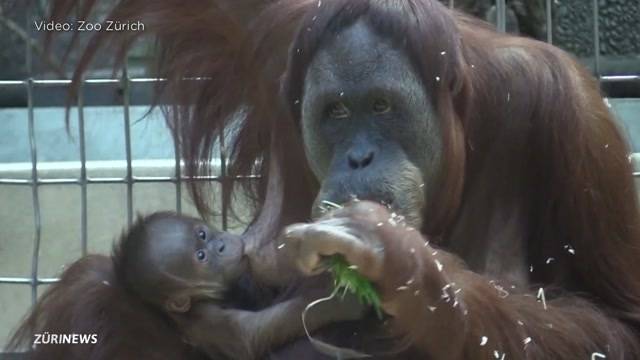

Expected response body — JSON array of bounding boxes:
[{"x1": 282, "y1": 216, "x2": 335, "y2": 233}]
[{"x1": 138, "y1": 214, "x2": 247, "y2": 313}]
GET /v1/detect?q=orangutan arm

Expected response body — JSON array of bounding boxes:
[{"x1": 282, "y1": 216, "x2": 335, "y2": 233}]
[{"x1": 281, "y1": 201, "x2": 640, "y2": 359}]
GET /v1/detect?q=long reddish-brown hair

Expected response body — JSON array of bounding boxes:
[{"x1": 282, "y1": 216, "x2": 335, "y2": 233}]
[{"x1": 49, "y1": 0, "x2": 640, "y2": 334}]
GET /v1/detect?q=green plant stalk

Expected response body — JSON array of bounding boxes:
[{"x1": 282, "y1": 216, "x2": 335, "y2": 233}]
[{"x1": 329, "y1": 255, "x2": 383, "y2": 319}]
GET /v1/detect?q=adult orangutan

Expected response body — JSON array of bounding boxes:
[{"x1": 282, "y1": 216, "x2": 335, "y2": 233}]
[{"x1": 22, "y1": 0, "x2": 640, "y2": 358}]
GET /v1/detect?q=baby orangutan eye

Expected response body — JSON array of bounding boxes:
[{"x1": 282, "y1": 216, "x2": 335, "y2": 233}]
[
  {"x1": 195, "y1": 249, "x2": 208, "y2": 262},
  {"x1": 197, "y1": 229, "x2": 207, "y2": 241}
]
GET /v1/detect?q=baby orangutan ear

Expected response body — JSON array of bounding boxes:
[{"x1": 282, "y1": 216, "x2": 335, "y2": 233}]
[{"x1": 165, "y1": 294, "x2": 191, "y2": 313}]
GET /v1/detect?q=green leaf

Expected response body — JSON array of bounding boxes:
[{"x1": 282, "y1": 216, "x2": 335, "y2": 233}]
[{"x1": 329, "y1": 255, "x2": 383, "y2": 319}]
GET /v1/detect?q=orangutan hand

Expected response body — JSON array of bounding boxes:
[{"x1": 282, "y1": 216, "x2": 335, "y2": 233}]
[{"x1": 280, "y1": 201, "x2": 448, "y2": 314}]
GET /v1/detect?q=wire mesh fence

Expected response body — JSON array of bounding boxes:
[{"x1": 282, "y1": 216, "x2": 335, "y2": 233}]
[{"x1": 0, "y1": 0, "x2": 638, "y2": 352}]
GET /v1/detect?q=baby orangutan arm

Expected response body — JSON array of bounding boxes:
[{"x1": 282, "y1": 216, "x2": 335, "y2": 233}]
[{"x1": 171, "y1": 294, "x2": 363, "y2": 360}]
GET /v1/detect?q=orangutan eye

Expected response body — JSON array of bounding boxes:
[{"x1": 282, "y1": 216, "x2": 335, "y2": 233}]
[
  {"x1": 197, "y1": 229, "x2": 207, "y2": 241},
  {"x1": 326, "y1": 102, "x2": 350, "y2": 119},
  {"x1": 372, "y1": 98, "x2": 391, "y2": 114},
  {"x1": 195, "y1": 249, "x2": 208, "y2": 262}
]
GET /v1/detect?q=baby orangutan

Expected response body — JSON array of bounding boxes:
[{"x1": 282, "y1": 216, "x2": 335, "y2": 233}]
[
  {"x1": 117, "y1": 212, "x2": 364, "y2": 359},
  {"x1": 113, "y1": 212, "x2": 250, "y2": 316},
  {"x1": 7, "y1": 212, "x2": 363, "y2": 360}
]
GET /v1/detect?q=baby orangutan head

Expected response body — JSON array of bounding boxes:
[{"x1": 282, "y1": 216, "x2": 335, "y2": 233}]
[{"x1": 113, "y1": 212, "x2": 246, "y2": 313}]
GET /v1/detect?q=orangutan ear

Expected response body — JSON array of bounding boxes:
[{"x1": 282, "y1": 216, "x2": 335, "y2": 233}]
[{"x1": 165, "y1": 294, "x2": 191, "y2": 313}]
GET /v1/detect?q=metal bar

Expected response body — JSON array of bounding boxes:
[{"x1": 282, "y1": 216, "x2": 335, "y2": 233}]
[
  {"x1": 496, "y1": 0, "x2": 506, "y2": 33},
  {"x1": 0, "y1": 179, "x2": 80, "y2": 185},
  {"x1": 78, "y1": 83, "x2": 88, "y2": 256},
  {"x1": 25, "y1": 1, "x2": 41, "y2": 305},
  {"x1": 0, "y1": 175, "x2": 254, "y2": 186},
  {"x1": 34, "y1": 79, "x2": 120, "y2": 85},
  {"x1": 129, "y1": 78, "x2": 168, "y2": 83},
  {"x1": 0, "y1": 278, "x2": 60, "y2": 285},
  {"x1": 0, "y1": 79, "x2": 119, "y2": 86},
  {"x1": 546, "y1": 0, "x2": 553, "y2": 44},
  {"x1": 449, "y1": 0, "x2": 454, "y2": 9},
  {"x1": 220, "y1": 132, "x2": 228, "y2": 231},
  {"x1": 0, "y1": 179, "x2": 35, "y2": 185},
  {"x1": 26, "y1": 78, "x2": 42, "y2": 305},
  {"x1": 0, "y1": 80, "x2": 25, "y2": 86},
  {"x1": 0, "y1": 78, "x2": 210, "y2": 86},
  {"x1": 600, "y1": 75, "x2": 640, "y2": 82},
  {"x1": 4, "y1": 78, "x2": 209, "y2": 85},
  {"x1": 592, "y1": 0, "x2": 600, "y2": 77},
  {"x1": 2, "y1": 72, "x2": 634, "y2": 91},
  {"x1": 122, "y1": 67, "x2": 134, "y2": 225},
  {"x1": 25, "y1": 2, "x2": 33, "y2": 77},
  {"x1": 174, "y1": 108, "x2": 182, "y2": 215}
]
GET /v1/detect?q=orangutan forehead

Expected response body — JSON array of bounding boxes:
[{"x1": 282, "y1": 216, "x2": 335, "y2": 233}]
[{"x1": 304, "y1": 21, "x2": 424, "y2": 98}]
